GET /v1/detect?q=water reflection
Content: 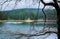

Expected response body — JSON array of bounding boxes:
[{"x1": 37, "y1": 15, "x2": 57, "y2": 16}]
[
  {"x1": 0, "y1": 22, "x2": 57, "y2": 39},
  {"x1": 0, "y1": 22, "x2": 5, "y2": 27}
]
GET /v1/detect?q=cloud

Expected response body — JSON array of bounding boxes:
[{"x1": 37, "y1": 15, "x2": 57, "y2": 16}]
[
  {"x1": 43, "y1": 0, "x2": 53, "y2": 3},
  {"x1": 0, "y1": 0, "x2": 54, "y2": 11}
]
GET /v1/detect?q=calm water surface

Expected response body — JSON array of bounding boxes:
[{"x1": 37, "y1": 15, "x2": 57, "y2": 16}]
[{"x1": 0, "y1": 22, "x2": 58, "y2": 39}]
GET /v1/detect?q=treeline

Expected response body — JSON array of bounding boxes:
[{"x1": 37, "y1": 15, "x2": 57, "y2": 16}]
[
  {"x1": 0, "y1": 11, "x2": 8, "y2": 20},
  {"x1": 0, "y1": 8, "x2": 57, "y2": 20}
]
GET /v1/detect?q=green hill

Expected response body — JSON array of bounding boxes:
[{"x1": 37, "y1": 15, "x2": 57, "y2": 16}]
[{"x1": 0, "y1": 8, "x2": 57, "y2": 20}]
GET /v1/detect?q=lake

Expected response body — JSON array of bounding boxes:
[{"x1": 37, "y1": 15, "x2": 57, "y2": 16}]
[{"x1": 0, "y1": 22, "x2": 58, "y2": 39}]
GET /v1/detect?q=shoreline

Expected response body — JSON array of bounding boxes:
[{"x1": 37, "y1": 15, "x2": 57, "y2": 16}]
[{"x1": 0, "y1": 20, "x2": 57, "y2": 22}]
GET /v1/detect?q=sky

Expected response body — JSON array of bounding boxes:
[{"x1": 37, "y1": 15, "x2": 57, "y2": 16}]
[{"x1": 0, "y1": 0, "x2": 55, "y2": 11}]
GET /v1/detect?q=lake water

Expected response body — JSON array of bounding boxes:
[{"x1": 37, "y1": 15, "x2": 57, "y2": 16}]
[{"x1": 0, "y1": 22, "x2": 58, "y2": 39}]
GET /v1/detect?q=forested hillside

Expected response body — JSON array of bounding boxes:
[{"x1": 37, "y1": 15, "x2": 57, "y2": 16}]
[{"x1": 0, "y1": 8, "x2": 57, "y2": 20}]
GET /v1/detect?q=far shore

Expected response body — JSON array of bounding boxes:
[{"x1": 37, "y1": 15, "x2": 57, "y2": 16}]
[{"x1": 0, "y1": 20, "x2": 57, "y2": 22}]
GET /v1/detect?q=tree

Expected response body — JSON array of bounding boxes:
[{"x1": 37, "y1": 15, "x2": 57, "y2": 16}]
[
  {"x1": 0, "y1": 11, "x2": 7, "y2": 20},
  {"x1": 40, "y1": 0, "x2": 60, "y2": 36}
]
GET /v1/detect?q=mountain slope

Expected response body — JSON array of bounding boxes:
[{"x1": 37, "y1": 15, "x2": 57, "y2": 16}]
[{"x1": 0, "y1": 8, "x2": 57, "y2": 20}]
